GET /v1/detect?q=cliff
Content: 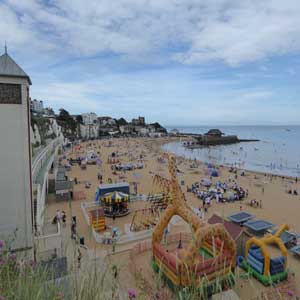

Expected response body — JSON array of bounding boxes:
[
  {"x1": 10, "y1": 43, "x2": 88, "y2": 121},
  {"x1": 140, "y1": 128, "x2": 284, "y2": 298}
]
[
  {"x1": 31, "y1": 116, "x2": 64, "y2": 149},
  {"x1": 30, "y1": 109, "x2": 168, "y2": 147}
]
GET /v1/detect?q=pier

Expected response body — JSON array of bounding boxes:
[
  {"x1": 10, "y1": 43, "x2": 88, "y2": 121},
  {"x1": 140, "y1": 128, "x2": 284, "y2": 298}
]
[{"x1": 178, "y1": 129, "x2": 259, "y2": 147}]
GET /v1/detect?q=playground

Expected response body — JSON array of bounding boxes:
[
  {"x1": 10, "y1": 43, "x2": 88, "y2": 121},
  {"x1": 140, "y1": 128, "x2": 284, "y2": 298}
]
[
  {"x1": 43, "y1": 137, "x2": 300, "y2": 298},
  {"x1": 125, "y1": 237, "x2": 299, "y2": 300}
]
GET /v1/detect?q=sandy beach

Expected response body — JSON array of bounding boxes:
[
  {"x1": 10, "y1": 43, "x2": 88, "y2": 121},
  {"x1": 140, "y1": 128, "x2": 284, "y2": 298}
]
[{"x1": 45, "y1": 137, "x2": 300, "y2": 299}]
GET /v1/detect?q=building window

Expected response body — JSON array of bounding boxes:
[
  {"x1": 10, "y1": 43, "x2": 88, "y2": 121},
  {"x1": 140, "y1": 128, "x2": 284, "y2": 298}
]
[{"x1": 0, "y1": 83, "x2": 22, "y2": 104}]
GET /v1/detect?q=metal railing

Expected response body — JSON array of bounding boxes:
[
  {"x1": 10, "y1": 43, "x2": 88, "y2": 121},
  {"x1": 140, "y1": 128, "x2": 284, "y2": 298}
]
[
  {"x1": 32, "y1": 137, "x2": 63, "y2": 227},
  {"x1": 32, "y1": 137, "x2": 62, "y2": 183}
]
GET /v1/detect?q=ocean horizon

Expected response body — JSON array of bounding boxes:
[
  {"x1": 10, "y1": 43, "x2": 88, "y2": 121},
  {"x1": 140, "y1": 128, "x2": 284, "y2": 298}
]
[{"x1": 164, "y1": 125, "x2": 300, "y2": 177}]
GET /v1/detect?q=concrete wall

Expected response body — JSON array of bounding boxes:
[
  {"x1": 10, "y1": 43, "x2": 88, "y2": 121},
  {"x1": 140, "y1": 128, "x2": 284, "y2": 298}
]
[{"x1": 0, "y1": 76, "x2": 33, "y2": 251}]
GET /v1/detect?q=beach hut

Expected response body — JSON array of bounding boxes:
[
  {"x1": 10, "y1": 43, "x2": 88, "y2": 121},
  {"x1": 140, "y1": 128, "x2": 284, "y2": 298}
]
[{"x1": 55, "y1": 166, "x2": 73, "y2": 200}]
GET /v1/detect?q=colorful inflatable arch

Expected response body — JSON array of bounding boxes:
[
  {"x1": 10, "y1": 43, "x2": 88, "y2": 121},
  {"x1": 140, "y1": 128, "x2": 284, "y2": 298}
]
[
  {"x1": 152, "y1": 155, "x2": 236, "y2": 292},
  {"x1": 238, "y1": 225, "x2": 288, "y2": 285}
]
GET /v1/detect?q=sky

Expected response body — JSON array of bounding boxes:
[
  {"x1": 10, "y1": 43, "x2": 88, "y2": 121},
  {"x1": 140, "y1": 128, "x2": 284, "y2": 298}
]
[{"x1": 1, "y1": 0, "x2": 300, "y2": 126}]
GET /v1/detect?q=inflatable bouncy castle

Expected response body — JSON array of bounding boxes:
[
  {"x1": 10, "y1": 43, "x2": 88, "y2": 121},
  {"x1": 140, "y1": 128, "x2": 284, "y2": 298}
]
[
  {"x1": 238, "y1": 225, "x2": 288, "y2": 285},
  {"x1": 152, "y1": 155, "x2": 236, "y2": 295}
]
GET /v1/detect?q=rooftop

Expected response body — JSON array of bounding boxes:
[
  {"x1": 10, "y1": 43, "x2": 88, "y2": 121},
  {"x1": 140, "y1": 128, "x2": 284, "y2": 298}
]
[
  {"x1": 0, "y1": 50, "x2": 32, "y2": 84},
  {"x1": 208, "y1": 214, "x2": 243, "y2": 241},
  {"x1": 99, "y1": 182, "x2": 130, "y2": 189},
  {"x1": 205, "y1": 129, "x2": 224, "y2": 136}
]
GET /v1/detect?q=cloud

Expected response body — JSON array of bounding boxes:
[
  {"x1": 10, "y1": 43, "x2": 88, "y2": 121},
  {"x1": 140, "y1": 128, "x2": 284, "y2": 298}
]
[
  {"x1": 1, "y1": 0, "x2": 300, "y2": 66},
  {"x1": 30, "y1": 66, "x2": 288, "y2": 125},
  {"x1": 1, "y1": 0, "x2": 299, "y2": 125}
]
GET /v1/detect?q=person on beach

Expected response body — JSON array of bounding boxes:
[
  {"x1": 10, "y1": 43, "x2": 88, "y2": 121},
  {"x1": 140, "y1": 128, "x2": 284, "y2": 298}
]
[
  {"x1": 177, "y1": 239, "x2": 183, "y2": 249},
  {"x1": 56, "y1": 210, "x2": 62, "y2": 224},
  {"x1": 204, "y1": 204, "x2": 208, "y2": 214},
  {"x1": 77, "y1": 248, "x2": 82, "y2": 269},
  {"x1": 199, "y1": 207, "x2": 203, "y2": 219},
  {"x1": 52, "y1": 215, "x2": 58, "y2": 225},
  {"x1": 71, "y1": 222, "x2": 77, "y2": 240},
  {"x1": 62, "y1": 211, "x2": 66, "y2": 227}
]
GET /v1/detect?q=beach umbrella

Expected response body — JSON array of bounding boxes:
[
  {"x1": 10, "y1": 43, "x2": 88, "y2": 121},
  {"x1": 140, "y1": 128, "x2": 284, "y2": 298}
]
[
  {"x1": 228, "y1": 192, "x2": 235, "y2": 201},
  {"x1": 207, "y1": 163, "x2": 214, "y2": 169},
  {"x1": 210, "y1": 169, "x2": 219, "y2": 177},
  {"x1": 132, "y1": 172, "x2": 141, "y2": 180},
  {"x1": 103, "y1": 191, "x2": 129, "y2": 204},
  {"x1": 201, "y1": 178, "x2": 212, "y2": 187}
]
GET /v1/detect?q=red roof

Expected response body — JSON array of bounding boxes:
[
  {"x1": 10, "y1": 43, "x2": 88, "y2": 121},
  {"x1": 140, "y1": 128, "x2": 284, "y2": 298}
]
[{"x1": 208, "y1": 214, "x2": 243, "y2": 241}]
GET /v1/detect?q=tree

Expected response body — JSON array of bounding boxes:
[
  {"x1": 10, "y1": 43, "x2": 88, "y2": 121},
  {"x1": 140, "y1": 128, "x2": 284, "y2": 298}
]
[
  {"x1": 76, "y1": 115, "x2": 83, "y2": 124},
  {"x1": 116, "y1": 118, "x2": 128, "y2": 127},
  {"x1": 58, "y1": 108, "x2": 71, "y2": 120},
  {"x1": 57, "y1": 108, "x2": 78, "y2": 140}
]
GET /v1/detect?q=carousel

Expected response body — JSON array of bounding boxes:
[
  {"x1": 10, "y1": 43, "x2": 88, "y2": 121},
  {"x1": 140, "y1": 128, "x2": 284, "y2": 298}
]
[{"x1": 102, "y1": 191, "x2": 130, "y2": 217}]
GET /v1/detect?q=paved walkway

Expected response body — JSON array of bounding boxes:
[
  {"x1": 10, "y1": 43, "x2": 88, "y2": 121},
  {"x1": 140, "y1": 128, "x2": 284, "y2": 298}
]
[{"x1": 57, "y1": 222, "x2": 127, "y2": 299}]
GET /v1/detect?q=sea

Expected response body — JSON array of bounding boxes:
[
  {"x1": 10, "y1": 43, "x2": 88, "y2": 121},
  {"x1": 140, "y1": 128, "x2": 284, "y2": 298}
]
[{"x1": 163, "y1": 126, "x2": 300, "y2": 178}]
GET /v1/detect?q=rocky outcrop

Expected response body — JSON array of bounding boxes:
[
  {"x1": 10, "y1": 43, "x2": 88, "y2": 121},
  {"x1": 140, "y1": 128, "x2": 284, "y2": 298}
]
[
  {"x1": 30, "y1": 124, "x2": 42, "y2": 147},
  {"x1": 31, "y1": 116, "x2": 64, "y2": 148},
  {"x1": 56, "y1": 109, "x2": 80, "y2": 140},
  {"x1": 80, "y1": 123, "x2": 99, "y2": 139}
]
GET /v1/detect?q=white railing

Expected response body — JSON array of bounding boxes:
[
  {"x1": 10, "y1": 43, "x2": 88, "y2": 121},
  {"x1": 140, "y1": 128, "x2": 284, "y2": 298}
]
[
  {"x1": 81, "y1": 201, "x2": 154, "y2": 245},
  {"x1": 129, "y1": 232, "x2": 192, "y2": 259},
  {"x1": 81, "y1": 202, "x2": 94, "y2": 226},
  {"x1": 130, "y1": 194, "x2": 148, "y2": 202},
  {"x1": 36, "y1": 155, "x2": 55, "y2": 227},
  {"x1": 32, "y1": 137, "x2": 61, "y2": 182},
  {"x1": 117, "y1": 229, "x2": 152, "y2": 244}
]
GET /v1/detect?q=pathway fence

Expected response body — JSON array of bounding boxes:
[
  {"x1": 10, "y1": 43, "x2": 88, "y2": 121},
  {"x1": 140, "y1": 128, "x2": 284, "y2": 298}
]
[
  {"x1": 32, "y1": 137, "x2": 63, "y2": 228},
  {"x1": 129, "y1": 231, "x2": 192, "y2": 260}
]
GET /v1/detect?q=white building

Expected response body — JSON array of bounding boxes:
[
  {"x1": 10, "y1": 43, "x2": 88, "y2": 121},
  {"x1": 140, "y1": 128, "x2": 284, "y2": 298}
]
[
  {"x1": 98, "y1": 116, "x2": 116, "y2": 126},
  {"x1": 119, "y1": 124, "x2": 133, "y2": 134},
  {"x1": 31, "y1": 99, "x2": 44, "y2": 113},
  {"x1": 43, "y1": 107, "x2": 55, "y2": 116},
  {"x1": 81, "y1": 112, "x2": 98, "y2": 125},
  {"x1": 80, "y1": 123, "x2": 99, "y2": 139},
  {"x1": 132, "y1": 116, "x2": 145, "y2": 126},
  {"x1": 170, "y1": 128, "x2": 179, "y2": 136},
  {"x1": 0, "y1": 49, "x2": 33, "y2": 253}
]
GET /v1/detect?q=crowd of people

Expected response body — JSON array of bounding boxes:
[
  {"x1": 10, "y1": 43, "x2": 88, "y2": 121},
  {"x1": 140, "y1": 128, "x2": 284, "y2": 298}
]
[
  {"x1": 189, "y1": 179, "x2": 248, "y2": 205},
  {"x1": 112, "y1": 162, "x2": 144, "y2": 171},
  {"x1": 287, "y1": 189, "x2": 298, "y2": 195},
  {"x1": 52, "y1": 209, "x2": 67, "y2": 226}
]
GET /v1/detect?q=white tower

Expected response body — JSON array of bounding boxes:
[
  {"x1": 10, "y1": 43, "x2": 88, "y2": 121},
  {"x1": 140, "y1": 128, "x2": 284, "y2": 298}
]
[{"x1": 0, "y1": 48, "x2": 33, "y2": 252}]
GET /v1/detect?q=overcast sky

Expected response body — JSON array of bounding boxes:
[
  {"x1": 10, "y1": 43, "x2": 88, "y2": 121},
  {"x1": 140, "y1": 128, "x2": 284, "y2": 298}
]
[{"x1": 1, "y1": 0, "x2": 300, "y2": 126}]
